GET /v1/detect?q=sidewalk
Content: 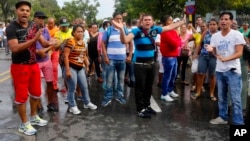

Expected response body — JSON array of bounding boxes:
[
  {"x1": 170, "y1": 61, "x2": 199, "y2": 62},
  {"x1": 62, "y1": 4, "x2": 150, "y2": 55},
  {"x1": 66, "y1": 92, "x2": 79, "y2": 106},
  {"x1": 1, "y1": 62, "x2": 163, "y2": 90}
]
[{"x1": 0, "y1": 48, "x2": 11, "y2": 60}]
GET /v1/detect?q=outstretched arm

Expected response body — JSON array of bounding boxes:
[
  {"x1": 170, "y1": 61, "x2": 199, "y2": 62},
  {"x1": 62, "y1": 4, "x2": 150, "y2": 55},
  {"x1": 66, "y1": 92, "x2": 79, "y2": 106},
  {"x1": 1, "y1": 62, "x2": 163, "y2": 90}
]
[{"x1": 162, "y1": 15, "x2": 186, "y2": 32}]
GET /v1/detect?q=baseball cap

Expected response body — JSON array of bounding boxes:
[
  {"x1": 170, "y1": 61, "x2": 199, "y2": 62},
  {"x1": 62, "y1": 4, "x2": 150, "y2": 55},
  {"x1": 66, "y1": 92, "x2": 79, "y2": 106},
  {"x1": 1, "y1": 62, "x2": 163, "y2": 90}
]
[
  {"x1": 103, "y1": 19, "x2": 109, "y2": 24},
  {"x1": 242, "y1": 22, "x2": 249, "y2": 26},
  {"x1": 59, "y1": 18, "x2": 70, "y2": 27},
  {"x1": 173, "y1": 18, "x2": 180, "y2": 23},
  {"x1": 34, "y1": 11, "x2": 48, "y2": 19},
  {"x1": 15, "y1": 0, "x2": 31, "y2": 9}
]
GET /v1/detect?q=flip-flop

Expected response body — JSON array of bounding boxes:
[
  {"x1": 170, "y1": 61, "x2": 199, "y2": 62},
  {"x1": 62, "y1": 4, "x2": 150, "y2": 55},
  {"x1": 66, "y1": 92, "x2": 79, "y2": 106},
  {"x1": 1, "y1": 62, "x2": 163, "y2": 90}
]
[
  {"x1": 209, "y1": 96, "x2": 217, "y2": 101},
  {"x1": 191, "y1": 93, "x2": 200, "y2": 100}
]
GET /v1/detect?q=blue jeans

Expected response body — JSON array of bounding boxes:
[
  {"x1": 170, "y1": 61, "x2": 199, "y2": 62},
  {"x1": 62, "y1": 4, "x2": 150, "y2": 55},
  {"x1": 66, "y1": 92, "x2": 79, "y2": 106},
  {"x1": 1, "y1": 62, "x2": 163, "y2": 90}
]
[
  {"x1": 216, "y1": 71, "x2": 244, "y2": 125},
  {"x1": 63, "y1": 66, "x2": 90, "y2": 107},
  {"x1": 103, "y1": 60, "x2": 125, "y2": 100},
  {"x1": 198, "y1": 54, "x2": 216, "y2": 75},
  {"x1": 162, "y1": 57, "x2": 177, "y2": 96},
  {"x1": 101, "y1": 55, "x2": 118, "y2": 90}
]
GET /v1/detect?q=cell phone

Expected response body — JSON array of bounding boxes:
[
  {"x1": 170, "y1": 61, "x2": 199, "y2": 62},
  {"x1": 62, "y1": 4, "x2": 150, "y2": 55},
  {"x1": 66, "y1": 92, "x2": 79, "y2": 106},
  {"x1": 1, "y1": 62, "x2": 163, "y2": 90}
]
[{"x1": 230, "y1": 68, "x2": 236, "y2": 71}]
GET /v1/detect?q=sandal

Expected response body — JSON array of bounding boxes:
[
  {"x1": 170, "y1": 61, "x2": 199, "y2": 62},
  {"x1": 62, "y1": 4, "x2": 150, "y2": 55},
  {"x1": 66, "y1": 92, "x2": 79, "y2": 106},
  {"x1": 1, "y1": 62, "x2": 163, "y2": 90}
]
[
  {"x1": 191, "y1": 93, "x2": 200, "y2": 100},
  {"x1": 209, "y1": 96, "x2": 217, "y2": 101}
]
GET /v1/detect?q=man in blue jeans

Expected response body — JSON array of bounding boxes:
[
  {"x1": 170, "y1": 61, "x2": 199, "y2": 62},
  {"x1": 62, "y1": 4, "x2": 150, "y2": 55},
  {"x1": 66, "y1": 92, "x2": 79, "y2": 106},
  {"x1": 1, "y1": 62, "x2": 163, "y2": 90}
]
[
  {"x1": 206, "y1": 11, "x2": 245, "y2": 125},
  {"x1": 101, "y1": 12, "x2": 133, "y2": 106}
]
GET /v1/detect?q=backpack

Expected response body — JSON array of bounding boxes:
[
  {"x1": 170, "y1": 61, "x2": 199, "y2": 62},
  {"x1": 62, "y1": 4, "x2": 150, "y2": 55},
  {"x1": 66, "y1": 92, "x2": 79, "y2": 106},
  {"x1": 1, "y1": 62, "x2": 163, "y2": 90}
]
[{"x1": 59, "y1": 38, "x2": 75, "y2": 67}]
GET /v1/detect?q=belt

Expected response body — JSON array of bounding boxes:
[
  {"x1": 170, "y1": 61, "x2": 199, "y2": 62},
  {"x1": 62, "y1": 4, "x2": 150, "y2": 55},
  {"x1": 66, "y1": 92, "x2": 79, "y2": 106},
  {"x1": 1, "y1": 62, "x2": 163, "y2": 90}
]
[{"x1": 134, "y1": 62, "x2": 154, "y2": 65}]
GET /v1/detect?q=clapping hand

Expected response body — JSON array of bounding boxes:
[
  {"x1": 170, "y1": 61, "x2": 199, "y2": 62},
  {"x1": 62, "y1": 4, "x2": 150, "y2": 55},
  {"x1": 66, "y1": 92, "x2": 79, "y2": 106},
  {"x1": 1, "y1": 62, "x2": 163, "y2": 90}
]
[{"x1": 48, "y1": 38, "x2": 58, "y2": 46}]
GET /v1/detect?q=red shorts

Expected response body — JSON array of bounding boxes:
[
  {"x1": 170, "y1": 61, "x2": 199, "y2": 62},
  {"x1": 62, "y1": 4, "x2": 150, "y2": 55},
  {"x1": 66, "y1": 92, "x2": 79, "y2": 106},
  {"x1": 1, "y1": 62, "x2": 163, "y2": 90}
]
[{"x1": 11, "y1": 63, "x2": 41, "y2": 104}]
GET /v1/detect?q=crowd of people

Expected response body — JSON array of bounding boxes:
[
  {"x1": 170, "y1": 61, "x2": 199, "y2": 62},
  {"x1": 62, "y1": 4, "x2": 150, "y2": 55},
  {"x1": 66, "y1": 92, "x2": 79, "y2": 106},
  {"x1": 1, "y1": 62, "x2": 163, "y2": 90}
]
[{"x1": 4, "y1": 0, "x2": 248, "y2": 136}]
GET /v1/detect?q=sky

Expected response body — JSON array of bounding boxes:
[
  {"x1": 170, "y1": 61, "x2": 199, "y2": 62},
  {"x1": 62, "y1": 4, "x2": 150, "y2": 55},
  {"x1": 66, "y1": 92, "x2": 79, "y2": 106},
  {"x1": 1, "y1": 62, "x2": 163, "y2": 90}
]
[{"x1": 57, "y1": 0, "x2": 115, "y2": 19}]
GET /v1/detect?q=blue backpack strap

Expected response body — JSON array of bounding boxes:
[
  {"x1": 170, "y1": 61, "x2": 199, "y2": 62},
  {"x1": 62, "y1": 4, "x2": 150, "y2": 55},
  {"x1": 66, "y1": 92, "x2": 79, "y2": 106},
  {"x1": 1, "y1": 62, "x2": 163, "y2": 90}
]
[{"x1": 105, "y1": 26, "x2": 112, "y2": 48}]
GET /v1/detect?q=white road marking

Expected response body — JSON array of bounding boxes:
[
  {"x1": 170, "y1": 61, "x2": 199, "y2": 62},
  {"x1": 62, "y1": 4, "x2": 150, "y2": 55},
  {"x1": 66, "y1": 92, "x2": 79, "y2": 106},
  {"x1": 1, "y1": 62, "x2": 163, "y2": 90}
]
[{"x1": 150, "y1": 96, "x2": 162, "y2": 112}]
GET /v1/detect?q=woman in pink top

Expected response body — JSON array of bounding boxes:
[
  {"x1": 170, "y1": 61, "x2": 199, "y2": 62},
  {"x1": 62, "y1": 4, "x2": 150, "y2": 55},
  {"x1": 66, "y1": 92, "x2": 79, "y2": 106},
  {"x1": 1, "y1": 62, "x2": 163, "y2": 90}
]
[{"x1": 177, "y1": 24, "x2": 192, "y2": 85}]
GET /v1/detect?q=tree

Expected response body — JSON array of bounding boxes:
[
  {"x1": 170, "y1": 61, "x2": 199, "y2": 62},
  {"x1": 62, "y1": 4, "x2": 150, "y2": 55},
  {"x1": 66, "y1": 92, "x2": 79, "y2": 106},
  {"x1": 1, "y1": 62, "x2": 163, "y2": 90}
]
[
  {"x1": 114, "y1": 0, "x2": 250, "y2": 23},
  {"x1": 0, "y1": 0, "x2": 17, "y2": 24},
  {"x1": 61, "y1": 0, "x2": 100, "y2": 24},
  {"x1": 114, "y1": 0, "x2": 185, "y2": 23}
]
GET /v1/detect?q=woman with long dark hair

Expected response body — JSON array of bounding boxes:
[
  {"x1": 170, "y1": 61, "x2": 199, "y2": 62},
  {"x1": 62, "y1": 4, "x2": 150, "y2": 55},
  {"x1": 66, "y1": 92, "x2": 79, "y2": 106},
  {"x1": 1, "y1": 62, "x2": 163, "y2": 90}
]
[{"x1": 63, "y1": 24, "x2": 97, "y2": 115}]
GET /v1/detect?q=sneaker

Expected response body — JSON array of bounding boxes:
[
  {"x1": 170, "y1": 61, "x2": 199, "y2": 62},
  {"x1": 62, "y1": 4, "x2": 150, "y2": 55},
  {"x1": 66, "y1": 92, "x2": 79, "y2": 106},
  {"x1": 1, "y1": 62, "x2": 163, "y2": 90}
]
[
  {"x1": 146, "y1": 106, "x2": 157, "y2": 115},
  {"x1": 115, "y1": 97, "x2": 126, "y2": 104},
  {"x1": 69, "y1": 106, "x2": 81, "y2": 115},
  {"x1": 161, "y1": 94, "x2": 174, "y2": 102},
  {"x1": 101, "y1": 99, "x2": 112, "y2": 107},
  {"x1": 30, "y1": 115, "x2": 48, "y2": 126},
  {"x1": 18, "y1": 122, "x2": 37, "y2": 136},
  {"x1": 138, "y1": 109, "x2": 151, "y2": 118},
  {"x1": 209, "y1": 117, "x2": 228, "y2": 124},
  {"x1": 169, "y1": 91, "x2": 179, "y2": 98},
  {"x1": 84, "y1": 102, "x2": 97, "y2": 110},
  {"x1": 47, "y1": 103, "x2": 59, "y2": 112}
]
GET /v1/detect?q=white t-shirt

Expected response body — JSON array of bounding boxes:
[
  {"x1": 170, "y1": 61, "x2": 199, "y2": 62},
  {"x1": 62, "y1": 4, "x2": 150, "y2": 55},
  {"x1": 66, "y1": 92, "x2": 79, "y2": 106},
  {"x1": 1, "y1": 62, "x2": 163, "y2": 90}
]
[
  {"x1": 210, "y1": 29, "x2": 246, "y2": 74},
  {"x1": 155, "y1": 34, "x2": 162, "y2": 59},
  {"x1": 3, "y1": 27, "x2": 6, "y2": 39}
]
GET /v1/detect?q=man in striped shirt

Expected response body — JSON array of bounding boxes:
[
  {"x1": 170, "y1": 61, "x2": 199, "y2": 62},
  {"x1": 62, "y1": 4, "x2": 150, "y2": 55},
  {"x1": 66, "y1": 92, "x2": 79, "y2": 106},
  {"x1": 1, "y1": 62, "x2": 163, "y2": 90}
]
[
  {"x1": 112, "y1": 14, "x2": 186, "y2": 118},
  {"x1": 101, "y1": 12, "x2": 133, "y2": 106}
]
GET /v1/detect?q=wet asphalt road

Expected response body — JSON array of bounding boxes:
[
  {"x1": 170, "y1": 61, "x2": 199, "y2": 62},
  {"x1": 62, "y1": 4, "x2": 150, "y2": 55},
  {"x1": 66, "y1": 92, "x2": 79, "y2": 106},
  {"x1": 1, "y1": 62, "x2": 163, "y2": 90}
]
[{"x1": 0, "y1": 50, "x2": 249, "y2": 141}]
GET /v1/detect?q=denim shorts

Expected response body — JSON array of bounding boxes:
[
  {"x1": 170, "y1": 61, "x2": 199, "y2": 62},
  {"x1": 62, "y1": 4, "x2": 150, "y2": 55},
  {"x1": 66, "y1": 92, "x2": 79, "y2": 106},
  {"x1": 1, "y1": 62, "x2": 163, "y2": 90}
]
[{"x1": 197, "y1": 54, "x2": 216, "y2": 75}]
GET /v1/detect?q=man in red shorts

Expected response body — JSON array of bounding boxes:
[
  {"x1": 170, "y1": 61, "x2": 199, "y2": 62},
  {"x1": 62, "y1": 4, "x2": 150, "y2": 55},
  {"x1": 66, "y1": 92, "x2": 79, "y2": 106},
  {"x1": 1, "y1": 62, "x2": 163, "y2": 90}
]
[{"x1": 6, "y1": 1, "x2": 56, "y2": 136}]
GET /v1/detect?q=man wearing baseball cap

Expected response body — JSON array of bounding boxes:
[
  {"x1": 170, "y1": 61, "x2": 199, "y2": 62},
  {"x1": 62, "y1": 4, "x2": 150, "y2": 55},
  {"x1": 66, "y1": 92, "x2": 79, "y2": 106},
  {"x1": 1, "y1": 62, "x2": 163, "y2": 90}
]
[
  {"x1": 53, "y1": 17, "x2": 72, "y2": 103},
  {"x1": 5, "y1": 1, "x2": 56, "y2": 136},
  {"x1": 33, "y1": 11, "x2": 59, "y2": 114}
]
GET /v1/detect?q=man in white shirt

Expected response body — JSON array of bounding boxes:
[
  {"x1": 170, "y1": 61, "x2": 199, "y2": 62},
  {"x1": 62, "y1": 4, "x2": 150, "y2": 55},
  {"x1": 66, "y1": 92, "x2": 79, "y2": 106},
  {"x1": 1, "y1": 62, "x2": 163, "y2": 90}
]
[{"x1": 206, "y1": 11, "x2": 245, "y2": 125}]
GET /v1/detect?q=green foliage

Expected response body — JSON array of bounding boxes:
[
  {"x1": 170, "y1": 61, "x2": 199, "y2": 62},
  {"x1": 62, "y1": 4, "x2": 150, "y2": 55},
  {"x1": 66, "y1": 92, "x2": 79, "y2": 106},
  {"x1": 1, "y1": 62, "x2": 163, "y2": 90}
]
[
  {"x1": 0, "y1": 0, "x2": 17, "y2": 23},
  {"x1": 61, "y1": 0, "x2": 99, "y2": 24},
  {"x1": 0, "y1": 0, "x2": 99, "y2": 25},
  {"x1": 114, "y1": 0, "x2": 250, "y2": 23}
]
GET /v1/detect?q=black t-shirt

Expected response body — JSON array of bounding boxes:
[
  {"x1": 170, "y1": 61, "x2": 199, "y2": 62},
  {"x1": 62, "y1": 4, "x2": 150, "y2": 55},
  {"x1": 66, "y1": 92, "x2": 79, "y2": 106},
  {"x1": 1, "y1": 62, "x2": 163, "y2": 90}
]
[
  {"x1": 6, "y1": 21, "x2": 39, "y2": 64},
  {"x1": 88, "y1": 33, "x2": 99, "y2": 59}
]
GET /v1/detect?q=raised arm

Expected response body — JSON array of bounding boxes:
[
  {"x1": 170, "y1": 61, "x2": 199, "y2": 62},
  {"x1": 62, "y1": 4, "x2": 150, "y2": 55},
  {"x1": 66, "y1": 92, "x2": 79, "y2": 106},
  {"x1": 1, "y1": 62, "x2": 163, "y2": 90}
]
[{"x1": 162, "y1": 15, "x2": 186, "y2": 32}]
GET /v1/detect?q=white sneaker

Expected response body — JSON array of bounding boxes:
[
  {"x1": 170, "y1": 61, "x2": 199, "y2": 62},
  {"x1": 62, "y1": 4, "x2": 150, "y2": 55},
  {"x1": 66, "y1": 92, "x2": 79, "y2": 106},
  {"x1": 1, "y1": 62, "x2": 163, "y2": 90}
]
[
  {"x1": 169, "y1": 91, "x2": 179, "y2": 98},
  {"x1": 30, "y1": 115, "x2": 48, "y2": 126},
  {"x1": 209, "y1": 116, "x2": 228, "y2": 124},
  {"x1": 161, "y1": 95, "x2": 174, "y2": 102},
  {"x1": 69, "y1": 106, "x2": 81, "y2": 115},
  {"x1": 18, "y1": 122, "x2": 37, "y2": 136},
  {"x1": 84, "y1": 102, "x2": 97, "y2": 110}
]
